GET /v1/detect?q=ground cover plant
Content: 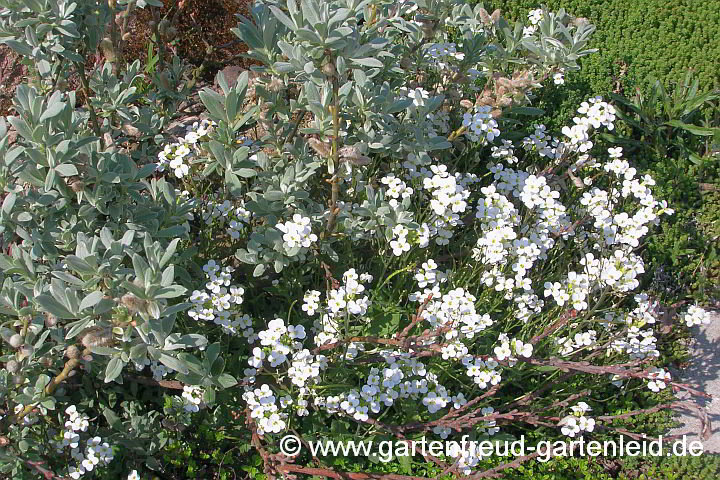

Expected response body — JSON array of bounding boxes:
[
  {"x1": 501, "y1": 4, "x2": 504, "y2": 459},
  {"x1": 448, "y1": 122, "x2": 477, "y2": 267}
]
[{"x1": 0, "y1": 1, "x2": 716, "y2": 479}]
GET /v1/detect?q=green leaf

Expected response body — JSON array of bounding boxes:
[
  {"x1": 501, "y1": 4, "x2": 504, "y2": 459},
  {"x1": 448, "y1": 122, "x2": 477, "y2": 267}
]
[
  {"x1": 236, "y1": 168, "x2": 257, "y2": 178},
  {"x1": 203, "y1": 386, "x2": 216, "y2": 404},
  {"x1": 350, "y1": 57, "x2": 383, "y2": 68},
  {"x1": 155, "y1": 285, "x2": 186, "y2": 299},
  {"x1": 79, "y1": 290, "x2": 103, "y2": 310},
  {"x1": 199, "y1": 89, "x2": 227, "y2": 122},
  {"x1": 39, "y1": 101, "x2": 65, "y2": 122},
  {"x1": 54, "y1": 163, "x2": 78, "y2": 177},
  {"x1": 1, "y1": 192, "x2": 16, "y2": 214},
  {"x1": 158, "y1": 352, "x2": 189, "y2": 374},
  {"x1": 103, "y1": 407, "x2": 122, "y2": 430},
  {"x1": 105, "y1": 357, "x2": 125, "y2": 383},
  {"x1": 253, "y1": 264, "x2": 265, "y2": 277},
  {"x1": 35, "y1": 294, "x2": 74, "y2": 319},
  {"x1": 215, "y1": 373, "x2": 238, "y2": 389},
  {"x1": 3, "y1": 39, "x2": 32, "y2": 56},
  {"x1": 269, "y1": 5, "x2": 297, "y2": 31},
  {"x1": 666, "y1": 120, "x2": 720, "y2": 136}
]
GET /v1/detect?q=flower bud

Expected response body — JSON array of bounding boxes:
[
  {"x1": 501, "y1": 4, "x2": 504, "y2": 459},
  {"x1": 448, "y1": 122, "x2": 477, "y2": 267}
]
[
  {"x1": 80, "y1": 327, "x2": 114, "y2": 348},
  {"x1": 308, "y1": 138, "x2": 332, "y2": 158},
  {"x1": 338, "y1": 146, "x2": 371, "y2": 166},
  {"x1": 66, "y1": 345, "x2": 81, "y2": 359},
  {"x1": 478, "y1": 8, "x2": 491, "y2": 25},
  {"x1": 44, "y1": 313, "x2": 58, "y2": 328},
  {"x1": 268, "y1": 76, "x2": 285, "y2": 92},
  {"x1": 100, "y1": 37, "x2": 116, "y2": 62},
  {"x1": 0, "y1": 436, "x2": 9, "y2": 447},
  {"x1": 6, "y1": 360, "x2": 19, "y2": 373},
  {"x1": 120, "y1": 293, "x2": 147, "y2": 314},
  {"x1": 8, "y1": 333, "x2": 22, "y2": 349},
  {"x1": 322, "y1": 62, "x2": 336, "y2": 78}
]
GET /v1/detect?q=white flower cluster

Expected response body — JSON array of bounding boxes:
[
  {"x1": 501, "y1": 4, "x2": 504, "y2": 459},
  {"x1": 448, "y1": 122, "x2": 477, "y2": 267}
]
[
  {"x1": 244, "y1": 384, "x2": 288, "y2": 435},
  {"x1": 302, "y1": 290, "x2": 322, "y2": 316},
  {"x1": 181, "y1": 385, "x2": 205, "y2": 412},
  {"x1": 389, "y1": 224, "x2": 412, "y2": 256},
  {"x1": 422, "y1": 164, "x2": 478, "y2": 245},
  {"x1": 523, "y1": 8, "x2": 544, "y2": 36},
  {"x1": 472, "y1": 166, "x2": 568, "y2": 311},
  {"x1": 55, "y1": 406, "x2": 114, "y2": 479},
  {"x1": 188, "y1": 260, "x2": 254, "y2": 339},
  {"x1": 276, "y1": 214, "x2": 318, "y2": 253},
  {"x1": 420, "y1": 287, "x2": 494, "y2": 341},
  {"x1": 462, "y1": 105, "x2": 500, "y2": 143},
  {"x1": 682, "y1": 305, "x2": 712, "y2": 327},
  {"x1": 559, "y1": 402, "x2": 596, "y2": 438},
  {"x1": 522, "y1": 124, "x2": 565, "y2": 159},
  {"x1": 556, "y1": 330, "x2": 597, "y2": 355},
  {"x1": 316, "y1": 350, "x2": 466, "y2": 422},
  {"x1": 310, "y1": 269, "x2": 373, "y2": 346},
  {"x1": 491, "y1": 139, "x2": 519, "y2": 164},
  {"x1": 463, "y1": 356, "x2": 502, "y2": 389},
  {"x1": 646, "y1": 367, "x2": 671, "y2": 392},
  {"x1": 157, "y1": 119, "x2": 215, "y2": 179},
  {"x1": 561, "y1": 96, "x2": 617, "y2": 153},
  {"x1": 201, "y1": 199, "x2": 252, "y2": 240},
  {"x1": 414, "y1": 259, "x2": 447, "y2": 288},
  {"x1": 608, "y1": 294, "x2": 661, "y2": 360},
  {"x1": 381, "y1": 173, "x2": 414, "y2": 208},
  {"x1": 243, "y1": 318, "x2": 328, "y2": 435},
  {"x1": 493, "y1": 333, "x2": 533, "y2": 364}
]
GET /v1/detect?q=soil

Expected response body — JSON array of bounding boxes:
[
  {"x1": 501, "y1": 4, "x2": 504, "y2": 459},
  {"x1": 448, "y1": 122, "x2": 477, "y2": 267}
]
[
  {"x1": 0, "y1": 45, "x2": 28, "y2": 118},
  {"x1": 0, "y1": 0, "x2": 254, "y2": 117}
]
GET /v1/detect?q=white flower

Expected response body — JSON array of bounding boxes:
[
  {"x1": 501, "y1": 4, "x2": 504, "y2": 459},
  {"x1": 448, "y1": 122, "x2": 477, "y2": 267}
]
[
  {"x1": 277, "y1": 215, "x2": 317, "y2": 251},
  {"x1": 682, "y1": 306, "x2": 711, "y2": 327}
]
